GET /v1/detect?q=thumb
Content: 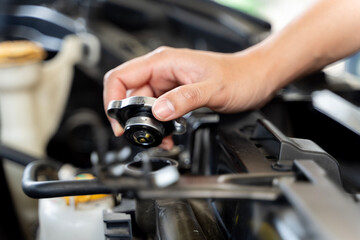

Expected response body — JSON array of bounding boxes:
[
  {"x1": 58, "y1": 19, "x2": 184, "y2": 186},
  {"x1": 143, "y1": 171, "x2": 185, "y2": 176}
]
[{"x1": 152, "y1": 83, "x2": 211, "y2": 121}]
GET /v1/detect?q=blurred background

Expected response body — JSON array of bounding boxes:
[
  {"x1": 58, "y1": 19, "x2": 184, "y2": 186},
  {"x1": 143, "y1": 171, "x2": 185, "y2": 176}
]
[{"x1": 1, "y1": 1, "x2": 360, "y2": 240}]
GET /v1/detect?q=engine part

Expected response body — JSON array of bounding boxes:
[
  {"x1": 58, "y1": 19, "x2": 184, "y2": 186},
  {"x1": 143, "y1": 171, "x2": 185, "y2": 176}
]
[
  {"x1": 135, "y1": 199, "x2": 156, "y2": 235},
  {"x1": 39, "y1": 188, "x2": 114, "y2": 240},
  {"x1": 22, "y1": 159, "x2": 285, "y2": 200},
  {"x1": 155, "y1": 200, "x2": 206, "y2": 240},
  {"x1": 103, "y1": 210, "x2": 132, "y2": 240},
  {"x1": 251, "y1": 118, "x2": 342, "y2": 186},
  {"x1": 0, "y1": 144, "x2": 39, "y2": 166},
  {"x1": 125, "y1": 157, "x2": 178, "y2": 177},
  {"x1": 188, "y1": 200, "x2": 225, "y2": 240},
  {"x1": 107, "y1": 96, "x2": 186, "y2": 148}
]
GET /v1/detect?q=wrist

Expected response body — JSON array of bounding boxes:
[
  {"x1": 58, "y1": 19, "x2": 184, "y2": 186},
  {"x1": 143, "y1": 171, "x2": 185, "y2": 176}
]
[
  {"x1": 248, "y1": 34, "x2": 318, "y2": 93},
  {"x1": 234, "y1": 43, "x2": 284, "y2": 97}
]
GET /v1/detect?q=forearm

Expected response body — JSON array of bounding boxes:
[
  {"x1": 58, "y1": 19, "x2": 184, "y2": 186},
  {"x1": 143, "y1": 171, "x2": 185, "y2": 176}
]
[
  {"x1": 103, "y1": 0, "x2": 360, "y2": 140},
  {"x1": 247, "y1": 0, "x2": 360, "y2": 90}
]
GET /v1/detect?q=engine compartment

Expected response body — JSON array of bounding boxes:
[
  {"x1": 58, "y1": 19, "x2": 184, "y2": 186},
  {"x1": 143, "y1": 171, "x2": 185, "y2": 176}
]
[{"x1": 1, "y1": 1, "x2": 360, "y2": 240}]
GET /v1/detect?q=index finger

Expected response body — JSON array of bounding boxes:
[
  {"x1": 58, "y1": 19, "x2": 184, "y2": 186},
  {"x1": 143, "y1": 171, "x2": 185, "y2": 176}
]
[
  {"x1": 103, "y1": 57, "x2": 154, "y2": 112},
  {"x1": 103, "y1": 56, "x2": 155, "y2": 135},
  {"x1": 103, "y1": 46, "x2": 183, "y2": 111}
]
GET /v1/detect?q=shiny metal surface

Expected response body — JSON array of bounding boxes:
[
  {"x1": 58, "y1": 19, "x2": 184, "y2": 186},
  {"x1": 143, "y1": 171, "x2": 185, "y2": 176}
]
[
  {"x1": 312, "y1": 90, "x2": 360, "y2": 135},
  {"x1": 107, "y1": 96, "x2": 156, "y2": 127},
  {"x1": 107, "y1": 96, "x2": 186, "y2": 147},
  {"x1": 278, "y1": 160, "x2": 360, "y2": 240},
  {"x1": 125, "y1": 116, "x2": 165, "y2": 146}
]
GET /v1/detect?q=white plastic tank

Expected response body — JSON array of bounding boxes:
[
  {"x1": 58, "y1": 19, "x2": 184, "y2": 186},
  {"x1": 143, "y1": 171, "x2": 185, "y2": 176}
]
[
  {"x1": 38, "y1": 173, "x2": 114, "y2": 240},
  {"x1": 39, "y1": 195, "x2": 114, "y2": 240}
]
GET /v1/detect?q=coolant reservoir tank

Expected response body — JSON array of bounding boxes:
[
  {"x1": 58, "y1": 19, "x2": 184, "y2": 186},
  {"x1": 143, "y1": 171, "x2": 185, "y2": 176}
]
[{"x1": 38, "y1": 174, "x2": 114, "y2": 240}]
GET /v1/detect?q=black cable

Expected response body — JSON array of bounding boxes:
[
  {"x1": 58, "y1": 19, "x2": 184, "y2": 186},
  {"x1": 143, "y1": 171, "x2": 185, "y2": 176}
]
[
  {"x1": 0, "y1": 144, "x2": 40, "y2": 166},
  {"x1": 22, "y1": 160, "x2": 112, "y2": 198}
]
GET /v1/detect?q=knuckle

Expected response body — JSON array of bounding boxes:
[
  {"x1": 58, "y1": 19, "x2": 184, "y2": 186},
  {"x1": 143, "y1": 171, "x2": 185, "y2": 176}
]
[
  {"x1": 152, "y1": 46, "x2": 173, "y2": 57},
  {"x1": 103, "y1": 69, "x2": 114, "y2": 85},
  {"x1": 178, "y1": 86, "x2": 203, "y2": 106}
]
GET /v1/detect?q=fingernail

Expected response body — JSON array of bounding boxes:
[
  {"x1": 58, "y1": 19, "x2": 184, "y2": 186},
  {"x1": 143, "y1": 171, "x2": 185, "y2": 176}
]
[
  {"x1": 153, "y1": 98, "x2": 175, "y2": 120},
  {"x1": 110, "y1": 120, "x2": 124, "y2": 136}
]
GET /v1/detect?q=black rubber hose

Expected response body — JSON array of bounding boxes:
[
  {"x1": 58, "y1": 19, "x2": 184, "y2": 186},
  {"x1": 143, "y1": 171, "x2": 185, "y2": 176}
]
[
  {"x1": 0, "y1": 143, "x2": 112, "y2": 198},
  {"x1": 155, "y1": 199, "x2": 207, "y2": 240},
  {"x1": 0, "y1": 144, "x2": 39, "y2": 166},
  {"x1": 22, "y1": 160, "x2": 113, "y2": 198}
]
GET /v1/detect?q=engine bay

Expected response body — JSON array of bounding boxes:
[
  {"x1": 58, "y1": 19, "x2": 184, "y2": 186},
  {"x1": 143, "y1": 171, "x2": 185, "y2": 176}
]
[{"x1": 1, "y1": 1, "x2": 360, "y2": 240}]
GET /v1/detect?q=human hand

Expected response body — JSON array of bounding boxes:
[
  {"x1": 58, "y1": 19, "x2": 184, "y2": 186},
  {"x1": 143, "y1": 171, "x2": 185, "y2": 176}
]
[
  {"x1": 104, "y1": 46, "x2": 277, "y2": 149},
  {"x1": 103, "y1": 0, "x2": 360, "y2": 149}
]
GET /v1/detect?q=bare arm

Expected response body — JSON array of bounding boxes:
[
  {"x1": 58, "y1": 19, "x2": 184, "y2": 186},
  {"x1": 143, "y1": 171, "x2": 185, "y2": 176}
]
[
  {"x1": 104, "y1": 0, "x2": 360, "y2": 148},
  {"x1": 258, "y1": 0, "x2": 360, "y2": 90}
]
